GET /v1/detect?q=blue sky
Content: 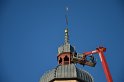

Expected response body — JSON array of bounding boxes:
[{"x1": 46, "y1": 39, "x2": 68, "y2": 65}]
[{"x1": 0, "y1": 0, "x2": 124, "y2": 82}]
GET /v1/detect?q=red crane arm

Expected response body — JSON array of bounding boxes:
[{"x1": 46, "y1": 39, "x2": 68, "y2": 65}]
[{"x1": 83, "y1": 47, "x2": 113, "y2": 82}]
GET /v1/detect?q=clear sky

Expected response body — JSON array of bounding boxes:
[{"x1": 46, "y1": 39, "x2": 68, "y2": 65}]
[{"x1": 0, "y1": 0, "x2": 124, "y2": 82}]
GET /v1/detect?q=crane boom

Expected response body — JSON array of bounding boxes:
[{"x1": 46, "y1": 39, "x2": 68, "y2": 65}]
[
  {"x1": 71, "y1": 47, "x2": 113, "y2": 82},
  {"x1": 83, "y1": 47, "x2": 113, "y2": 82}
]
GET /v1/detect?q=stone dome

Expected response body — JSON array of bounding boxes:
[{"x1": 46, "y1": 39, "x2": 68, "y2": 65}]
[{"x1": 39, "y1": 64, "x2": 94, "y2": 82}]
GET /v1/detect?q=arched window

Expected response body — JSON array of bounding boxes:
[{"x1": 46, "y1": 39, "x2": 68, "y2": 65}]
[
  {"x1": 64, "y1": 55, "x2": 69, "y2": 64},
  {"x1": 59, "y1": 57, "x2": 62, "y2": 64}
]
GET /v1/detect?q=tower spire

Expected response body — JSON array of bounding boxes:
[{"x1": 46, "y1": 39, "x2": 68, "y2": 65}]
[
  {"x1": 65, "y1": 7, "x2": 68, "y2": 27},
  {"x1": 58, "y1": 7, "x2": 76, "y2": 65},
  {"x1": 65, "y1": 7, "x2": 69, "y2": 44}
]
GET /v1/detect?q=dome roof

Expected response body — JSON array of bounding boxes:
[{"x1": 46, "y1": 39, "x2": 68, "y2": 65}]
[{"x1": 39, "y1": 64, "x2": 94, "y2": 82}]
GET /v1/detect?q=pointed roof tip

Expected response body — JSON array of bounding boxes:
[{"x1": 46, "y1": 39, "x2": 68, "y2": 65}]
[
  {"x1": 65, "y1": 6, "x2": 69, "y2": 12},
  {"x1": 64, "y1": 6, "x2": 70, "y2": 44},
  {"x1": 65, "y1": 6, "x2": 69, "y2": 27}
]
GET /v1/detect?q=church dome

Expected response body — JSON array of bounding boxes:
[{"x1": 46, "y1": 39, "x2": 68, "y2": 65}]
[{"x1": 39, "y1": 64, "x2": 94, "y2": 82}]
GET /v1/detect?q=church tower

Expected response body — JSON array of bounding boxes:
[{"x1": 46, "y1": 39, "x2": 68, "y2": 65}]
[{"x1": 39, "y1": 8, "x2": 94, "y2": 82}]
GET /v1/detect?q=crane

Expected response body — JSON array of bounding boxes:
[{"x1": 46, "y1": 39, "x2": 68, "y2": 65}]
[{"x1": 71, "y1": 46, "x2": 113, "y2": 82}]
